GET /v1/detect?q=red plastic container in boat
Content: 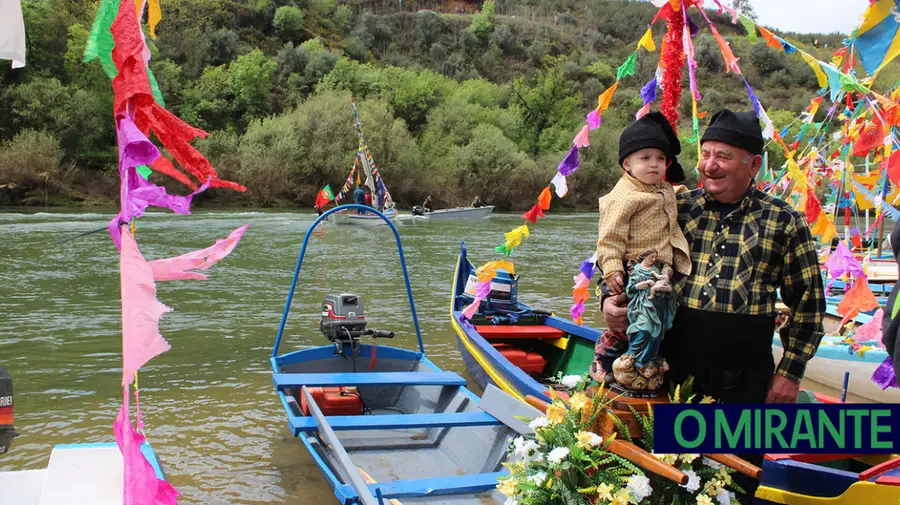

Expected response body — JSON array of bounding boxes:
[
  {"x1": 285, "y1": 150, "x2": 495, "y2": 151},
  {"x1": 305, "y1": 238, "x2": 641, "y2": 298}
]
[
  {"x1": 492, "y1": 344, "x2": 547, "y2": 375},
  {"x1": 299, "y1": 387, "x2": 363, "y2": 416}
]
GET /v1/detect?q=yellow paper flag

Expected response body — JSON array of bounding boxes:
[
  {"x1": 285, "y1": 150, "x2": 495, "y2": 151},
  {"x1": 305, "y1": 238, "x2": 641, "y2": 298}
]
[
  {"x1": 596, "y1": 82, "x2": 619, "y2": 114},
  {"x1": 810, "y1": 210, "x2": 837, "y2": 245},
  {"x1": 148, "y1": 0, "x2": 162, "y2": 38},
  {"x1": 637, "y1": 29, "x2": 656, "y2": 52},
  {"x1": 476, "y1": 261, "x2": 515, "y2": 282},
  {"x1": 800, "y1": 51, "x2": 828, "y2": 89},
  {"x1": 786, "y1": 158, "x2": 809, "y2": 192}
]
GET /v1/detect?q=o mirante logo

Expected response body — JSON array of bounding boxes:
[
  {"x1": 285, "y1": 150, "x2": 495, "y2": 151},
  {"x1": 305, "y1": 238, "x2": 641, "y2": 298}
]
[{"x1": 653, "y1": 404, "x2": 898, "y2": 454}]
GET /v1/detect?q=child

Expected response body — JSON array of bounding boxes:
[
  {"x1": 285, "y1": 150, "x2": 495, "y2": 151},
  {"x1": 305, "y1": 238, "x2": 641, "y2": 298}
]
[{"x1": 590, "y1": 112, "x2": 692, "y2": 388}]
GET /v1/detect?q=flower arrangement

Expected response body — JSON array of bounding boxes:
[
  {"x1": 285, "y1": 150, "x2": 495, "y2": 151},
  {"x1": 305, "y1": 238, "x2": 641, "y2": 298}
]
[{"x1": 498, "y1": 374, "x2": 745, "y2": 505}]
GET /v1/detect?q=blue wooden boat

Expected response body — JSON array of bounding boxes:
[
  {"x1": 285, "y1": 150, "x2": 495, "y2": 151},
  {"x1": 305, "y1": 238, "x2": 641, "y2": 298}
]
[
  {"x1": 271, "y1": 205, "x2": 537, "y2": 505},
  {"x1": 450, "y1": 242, "x2": 602, "y2": 404}
]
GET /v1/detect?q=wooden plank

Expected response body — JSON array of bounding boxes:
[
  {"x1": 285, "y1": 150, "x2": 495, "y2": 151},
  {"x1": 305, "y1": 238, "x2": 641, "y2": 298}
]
[
  {"x1": 479, "y1": 384, "x2": 543, "y2": 436},
  {"x1": 301, "y1": 387, "x2": 379, "y2": 505},
  {"x1": 859, "y1": 456, "x2": 900, "y2": 481},
  {"x1": 273, "y1": 372, "x2": 465, "y2": 389},
  {"x1": 475, "y1": 325, "x2": 567, "y2": 340},
  {"x1": 339, "y1": 471, "x2": 507, "y2": 500},
  {"x1": 289, "y1": 412, "x2": 502, "y2": 434}
]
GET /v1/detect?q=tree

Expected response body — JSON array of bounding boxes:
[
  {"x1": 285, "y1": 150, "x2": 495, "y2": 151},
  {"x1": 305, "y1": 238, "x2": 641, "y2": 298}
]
[
  {"x1": 731, "y1": 0, "x2": 757, "y2": 20},
  {"x1": 468, "y1": 0, "x2": 496, "y2": 41},
  {"x1": 274, "y1": 6, "x2": 305, "y2": 40}
]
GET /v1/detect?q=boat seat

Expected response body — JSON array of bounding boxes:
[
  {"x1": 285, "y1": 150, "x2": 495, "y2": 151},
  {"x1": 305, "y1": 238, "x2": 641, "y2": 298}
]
[
  {"x1": 287, "y1": 411, "x2": 501, "y2": 435},
  {"x1": 338, "y1": 471, "x2": 508, "y2": 500},
  {"x1": 475, "y1": 325, "x2": 566, "y2": 340},
  {"x1": 273, "y1": 372, "x2": 466, "y2": 390}
]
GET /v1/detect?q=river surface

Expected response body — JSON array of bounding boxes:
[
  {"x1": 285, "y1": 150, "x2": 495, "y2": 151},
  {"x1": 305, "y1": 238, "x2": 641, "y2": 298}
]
[{"x1": 0, "y1": 209, "x2": 608, "y2": 504}]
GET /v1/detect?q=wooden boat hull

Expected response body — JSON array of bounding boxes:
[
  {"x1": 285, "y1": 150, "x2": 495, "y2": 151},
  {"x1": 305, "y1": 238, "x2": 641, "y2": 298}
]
[
  {"x1": 450, "y1": 242, "x2": 602, "y2": 403},
  {"x1": 329, "y1": 208, "x2": 399, "y2": 226},
  {"x1": 0, "y1": 442, "x2": 167, "y2": 505},
  {"x1": 755, "y1": 454, "x2": 900, "y2": 505},
  {"x1": 273, "y1": 344, "x2": 514, "y2": 505},
  {"x1": 415, "y1": 206, "x2": 494, "y2": 221},
  {"x1": 773, "y1": 335, "x2": 896, "y2": 403}
]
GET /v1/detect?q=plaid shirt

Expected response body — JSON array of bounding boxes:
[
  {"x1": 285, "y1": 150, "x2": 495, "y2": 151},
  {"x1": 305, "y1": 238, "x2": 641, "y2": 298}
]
[{"x1": 675, "y1": 187, "x2": 825, "y2": 382}]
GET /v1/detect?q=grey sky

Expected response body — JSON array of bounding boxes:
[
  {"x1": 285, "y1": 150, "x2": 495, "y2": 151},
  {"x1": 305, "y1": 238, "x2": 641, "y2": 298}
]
[{"x1": 702, "y1": 0, "x2": 871, "y2": 35}]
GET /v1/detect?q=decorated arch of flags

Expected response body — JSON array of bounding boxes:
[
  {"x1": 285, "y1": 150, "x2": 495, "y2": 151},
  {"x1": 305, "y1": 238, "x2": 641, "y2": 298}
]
[
  {"x1": 463, "y1": 0, "x2": 900, "y2": 343},
  {"x1": 77, "y1": 0, "x2": 252, "y2": 502}
]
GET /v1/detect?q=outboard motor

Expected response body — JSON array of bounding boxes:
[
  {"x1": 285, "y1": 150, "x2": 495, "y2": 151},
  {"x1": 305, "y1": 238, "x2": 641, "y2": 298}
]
[
  {"x1": 0, "y1": 366, "x2": 16, "y2": 454},
  {"x1": 411, "y1": 206, "x2": 425, "y2": 216},
  {"x1": 320, "y1": 294, "x2": 393, "y2": 355}
]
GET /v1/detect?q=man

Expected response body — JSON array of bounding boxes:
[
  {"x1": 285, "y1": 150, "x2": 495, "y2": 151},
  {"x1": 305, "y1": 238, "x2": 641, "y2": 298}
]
[
  {"x1": 353, "y1": 185, "x2": 366, "y2": 214},
  {"x1": 471, "y1": 196, "x2": 486, "y2": 208},
  {"x1": 423, "y1": 195, "x2": 433, "y2": 213},
  {"x1": 601, "y1": 110, "x2": 825, "y2": 500}
]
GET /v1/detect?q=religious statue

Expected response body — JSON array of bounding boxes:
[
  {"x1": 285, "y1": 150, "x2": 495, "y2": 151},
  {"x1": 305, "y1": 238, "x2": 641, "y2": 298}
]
[{"x1": 610, "y1": 249, "x2": 676, "y2": 393}]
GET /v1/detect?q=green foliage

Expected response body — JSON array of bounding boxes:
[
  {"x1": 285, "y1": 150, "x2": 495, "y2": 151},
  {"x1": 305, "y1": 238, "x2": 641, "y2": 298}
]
[
  {"x1": 274, "y1": 6, "x2": 305, "y2": 40},
  {"x1": 468, "y1": 0, "x2": 496, "y2": 40},
  {"x1": 0, "y1": 130, "x2": 67, "y2": 205},
  {"x1": 181, "y1": 50, "x2": 276, "y2": 131}
]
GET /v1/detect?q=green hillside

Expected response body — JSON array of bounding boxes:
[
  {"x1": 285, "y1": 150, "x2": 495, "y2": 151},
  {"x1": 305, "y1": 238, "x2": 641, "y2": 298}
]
[{"x1": 0, "y1": 0, "x2": 876, "y2": 208}]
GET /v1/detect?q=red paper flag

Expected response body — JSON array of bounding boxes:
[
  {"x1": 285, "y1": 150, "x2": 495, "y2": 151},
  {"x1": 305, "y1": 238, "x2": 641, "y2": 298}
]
[
  {"x1": 838, "y1": 277, "x2": 880, "y2": 327},
  {"x1": 853, "y1": 121, "x2": 885, "y2": 157},
  {"x1": 804, "y1": 189, "x2": 821, "y2": 225},
  {"x1": 523, "y1": 204, "x2": 545, "y2": 223}
]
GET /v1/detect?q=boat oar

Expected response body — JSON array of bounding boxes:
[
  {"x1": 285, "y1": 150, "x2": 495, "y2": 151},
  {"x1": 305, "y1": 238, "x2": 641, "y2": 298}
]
[
  {"x1": 357, "y1": 467, "x2": 402, "y2": 505},
  {"x1": 524, "y1": 394, "x2": 687, "y2": 485},
  {"x1": 50, "y1": 225, "x2": 110, "y2": 246}
]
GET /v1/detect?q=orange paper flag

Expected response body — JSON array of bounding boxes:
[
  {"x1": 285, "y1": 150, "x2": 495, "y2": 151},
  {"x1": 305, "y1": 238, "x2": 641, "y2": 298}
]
[
  {"x1": 837, "y1": 277, "x2": 880, "y2": 327},
  {"x1": 596, "y1": 82, "x2": 619, "y2": 114},
  {"x1": 538, "y1": 186, "x2": 552, "y2": 210},
  {"x1": 757, "y1": 26, "x2": 783, "y2": 50}
]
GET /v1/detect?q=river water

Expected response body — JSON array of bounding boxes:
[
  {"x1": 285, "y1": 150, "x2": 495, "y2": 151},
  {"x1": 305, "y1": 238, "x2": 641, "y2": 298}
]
[{"x1": 0, "y1": 209, "x2": 607, "y2": 504}]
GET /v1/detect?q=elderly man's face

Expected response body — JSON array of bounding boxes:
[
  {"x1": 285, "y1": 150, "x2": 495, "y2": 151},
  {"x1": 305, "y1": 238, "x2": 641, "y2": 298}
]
[{"x1": 698, "y1": 141, "x2": 762, "y2": 203}]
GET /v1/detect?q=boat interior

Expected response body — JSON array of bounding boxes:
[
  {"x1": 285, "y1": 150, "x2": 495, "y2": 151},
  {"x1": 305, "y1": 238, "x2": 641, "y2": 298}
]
[{"x1": 273, "y1": 347, "x2": 515, "y2": 505}]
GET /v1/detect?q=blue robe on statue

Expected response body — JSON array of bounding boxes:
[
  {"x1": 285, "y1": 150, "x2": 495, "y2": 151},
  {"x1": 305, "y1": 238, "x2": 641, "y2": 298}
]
[{"x1": 625, "y1": 263, "x2": 677, "y2": 369}]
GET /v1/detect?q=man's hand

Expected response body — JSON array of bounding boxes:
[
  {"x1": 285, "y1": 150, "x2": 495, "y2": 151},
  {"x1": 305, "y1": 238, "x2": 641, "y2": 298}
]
[
  {"x1": 765, "y1": 374, "x2": 800, "y2": 403},
  {"x1": 602, "y1": 294, "x2": 628, "y2": 333},
  {"x1": 607, "y1": 271, "x2": 625, "y2": 294}
]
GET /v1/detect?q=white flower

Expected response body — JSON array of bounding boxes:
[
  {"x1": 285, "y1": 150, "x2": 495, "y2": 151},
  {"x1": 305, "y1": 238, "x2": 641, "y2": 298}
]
[
  {"x1": 528, "y1": 416, "x2": 550, "y2": 430},
  {"x1": 547, "y1": 446, "x2": 570, "y2": 464},
  {"x1": 560, "y1": 374, "x2": 582, "y2": 388},
  {"x1": 529, "y1": 471, "x2": 548, "y2": 485},
  {"x1": 626, "y1": 474, "x2": 653, "y2": 502},
  {"x1": 716, "y1": 491, "x2": 735, "y2": 505},
  {"x1": 679, "y1": 470, "x2": 701, "y2": 493},
  {"x1": 504, "y1": 496, "x2": 518, "y2": 505},
  {"x1": 702, "y1": 457, "x2": 723, "y2": 469}
]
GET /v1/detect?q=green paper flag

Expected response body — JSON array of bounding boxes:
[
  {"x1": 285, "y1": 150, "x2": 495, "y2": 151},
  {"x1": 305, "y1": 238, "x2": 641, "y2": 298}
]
[
  {"x1": 740, "y1": 16, "x2": 757, "y2": 43},
  {"x1": 137, "y1": 165, "x2": 153, "y2": 179},
  {"x1": 147, "y1": 67, "x2": 166, "y2": 108},
  {"x1": 616, "y1": 52, "x2": 638, "y2": 82},
  {"x1": 84, "y1": 0, "x2": 118, "y2": 79},
  {"x1": 494, "y1": 244, "x2": 513, "y2": 256}
]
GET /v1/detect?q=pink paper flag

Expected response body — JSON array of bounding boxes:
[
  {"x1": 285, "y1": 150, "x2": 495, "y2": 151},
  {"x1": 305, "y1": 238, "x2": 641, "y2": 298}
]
[
  {"x1": 573, "y1": 273, "x2": 590, "y2": 290},
  {"x1": 586, "y1": 110, "x2": 602, "y2": 130},
  {"x1": 462, "y1": 299, "x2": 481, "y2": 320},
  {"x1": 115, "y1": 387, "x2": 180, "y2": 505},
  {"x1": 853, "y1": 309, "x2": 883, "y2": 342},
  {"x1": 573, "y1": 125, "x2": 590, "y2": 148},
  {"x1": 121, "y1": 226, "x2": 172, "y2": 386},
  {"x1": 150, "y1": 225, "x2": 249, "y2": 281},
  {"x1": 635, "y1": 103, "x2": 651, "y2": 119}
]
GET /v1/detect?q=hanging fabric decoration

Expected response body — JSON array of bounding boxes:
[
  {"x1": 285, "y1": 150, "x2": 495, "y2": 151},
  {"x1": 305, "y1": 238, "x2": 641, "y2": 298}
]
[
  {"x1": 616, "y1": 52, "x2": 638, "y2": 81},
  {"x1": 537, "y1": 187, "x2": 552, "y2": 210},
  {"x1": 837, "y1": 276, "x2": 880, "y2": 327},
  {"x1": 495, "y1": 225, "x2": 530, "y2": 256},
  {"x1": 523, "y1": 205, "x2": 545, "y2": 223},
  {"x1": 757, "y1": 26, "x2": 784, "y2": 50},
  {"x1": 557, "y1": 146, "x2": 579, "y2": 176},
  {"x1": 573, "y1": 125, "x2": 590, "y2": 148},
  {"x1": 0, "y1": 0, "x2": 27, "y2": 68},
  {"x1": 660, "y1": 1, "x2": 685, "y2": 128},
  {"x1": 551, "y1": 172, "x2": 568, "y2": 198},
  {"x1": 739, "y1": 15, "x2": 757, "y2": 42},
  {"x1": 460, "y1": 262, "x2": 515, "y2": 321},
  {"x1": 800, "y1": 51, "x2": 828, "y2": 89},
  {"x1": 638, "y1": 28, "x2": 656, "y2": 52}
]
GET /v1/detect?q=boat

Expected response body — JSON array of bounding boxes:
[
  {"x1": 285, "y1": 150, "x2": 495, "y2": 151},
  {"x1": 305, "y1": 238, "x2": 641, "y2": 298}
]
[
  {"x1": 772, "y1": 328, "x2": 897, "y2": 403},
  {"x1": 410, "y1": 206, "x2": 495, "y2": 221},
  {"x1": 270, "y1": 204, "x2": 545, "y2": 505},
  {"x1": 755, "y1": 391, "x2": 900, "y2": 505},
  {"x1": 328, "y1": 101, "x2": 398, "y2": 227},
  {"x1": 0, "y1": 442, "x2": 169, "y2": 505},
  {"x1": 450, "y1": 242, "x2": 602, "y2": 403}
]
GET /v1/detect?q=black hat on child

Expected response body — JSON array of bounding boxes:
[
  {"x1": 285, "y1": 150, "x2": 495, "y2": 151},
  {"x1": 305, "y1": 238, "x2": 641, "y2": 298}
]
[
  {"x1": 700, "y1": 109, "x2": 764, "y2": 155},
  {"x1": 618, "y1": 112, "x2": 685, "y2": 183}
]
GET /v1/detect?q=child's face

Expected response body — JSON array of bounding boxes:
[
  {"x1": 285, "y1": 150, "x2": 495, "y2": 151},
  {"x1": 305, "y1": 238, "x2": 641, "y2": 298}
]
[{"x1": 623, "y1": 148, "x2": 667, "y2": 185}]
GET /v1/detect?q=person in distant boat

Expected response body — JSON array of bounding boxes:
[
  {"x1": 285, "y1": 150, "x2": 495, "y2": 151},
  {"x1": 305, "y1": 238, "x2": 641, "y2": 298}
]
[
  {"x1": 353, "y1": 185, "x2": 366, "y2": 214},
  {"x1": 422, "y1": 196, "x2": 433, "y2": 213},
  {"x1": 471, "y1": 196, "x2": 486, "y2": 208}
]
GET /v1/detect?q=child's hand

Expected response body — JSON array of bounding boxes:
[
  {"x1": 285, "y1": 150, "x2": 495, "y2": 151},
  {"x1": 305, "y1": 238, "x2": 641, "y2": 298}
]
[{"x1": 607, "y1": 271, "x2": 625, "y2": 294}]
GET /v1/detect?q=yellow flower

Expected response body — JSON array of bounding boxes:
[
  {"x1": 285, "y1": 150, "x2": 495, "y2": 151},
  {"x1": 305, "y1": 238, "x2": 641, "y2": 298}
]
[
  {"x1": 700, "y1": 395, "x2": 716, "y2": 404},
  {"x1": 696, "y1": 494, "x2": 714, "y2": 505},
  {"x1": 654, "y1": 453, "x2": 678, "y2": 465},
  {"x1": 496, "y1": 477, "x2": 518, "y2": 496},
  {"x1": 596, "y1": 483, "x2": 615, "y2": 501},
  {"x1": 716, "y1": 468, "x2": 733, "y2": 486},
  {"x1": 546, "y1": 404, "x2": 567, "y2": 425},
  {"x1": 680, "y1": 453, "x2": 699, "y2": 464},
  {"x1": 569, "y1": 392, "x2": 591, "y2": 412},
  {"x1": 611, "y1": 488, "x2": 632, "y2": 505},
  {"x1": 575, "y1": 430, "x2": 603, "y2": 449}
]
